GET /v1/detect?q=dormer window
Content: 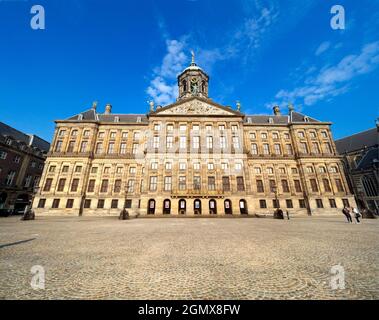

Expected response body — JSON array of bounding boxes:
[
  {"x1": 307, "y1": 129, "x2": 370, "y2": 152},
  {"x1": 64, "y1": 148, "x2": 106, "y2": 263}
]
[
  {"x1": 114, "y1": 116, "x2": 120, "y2": 123},
  {"x1": 78, "y1": 114, "x2": 83, "y2": 121},
  {"x1": 137, "y1": 117, "x2": 142, "y2": 123}
]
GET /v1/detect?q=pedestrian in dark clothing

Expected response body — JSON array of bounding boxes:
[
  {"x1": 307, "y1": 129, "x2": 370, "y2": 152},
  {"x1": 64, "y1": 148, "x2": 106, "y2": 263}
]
[
  {"x1": 286, "y1": 211, "x2": 290, "y2": 220},
  {"x1": 342, "y1": 207, "x2": 353, "y2": 223}
]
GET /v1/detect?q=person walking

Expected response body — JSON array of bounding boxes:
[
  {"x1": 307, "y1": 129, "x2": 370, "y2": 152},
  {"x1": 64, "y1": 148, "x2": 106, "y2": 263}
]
[
  {"x1": 342, "y1": 207, "x2": 353, "y2": 223},
  {"x1": 353, "y1": 207, "x2": 362, "y2": 224},
  {"x1": 286, "y1": 210, "x2": 290, "y2": 220}
]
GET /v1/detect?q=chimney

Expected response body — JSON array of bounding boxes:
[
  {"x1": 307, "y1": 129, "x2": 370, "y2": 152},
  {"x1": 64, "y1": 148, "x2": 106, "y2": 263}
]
[{"x1": 105, "y1": 104, "x2": 112, "y2": 115}]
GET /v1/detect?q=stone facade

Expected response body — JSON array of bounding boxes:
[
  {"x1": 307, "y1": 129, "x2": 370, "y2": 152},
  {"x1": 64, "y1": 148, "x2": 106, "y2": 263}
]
[
  {"x1": 0, "y1": 122, "x2": 50, "y2": 212},
  {"x1": 33, "y1": 59, "x2": 355, "y2": 217}
]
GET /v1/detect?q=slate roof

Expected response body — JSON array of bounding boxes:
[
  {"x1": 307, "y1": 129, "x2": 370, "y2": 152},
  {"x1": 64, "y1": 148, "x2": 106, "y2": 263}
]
[
  {"x1": 62, "y1": 105, "x2": 322, "y2": 126},
  {"x1": 355, "y1": 147, "x2": 379, "y2": 171},
  {"x1": 244, "y1": 112, "x2": 322, "y2": 125},
  {"x1": 335, "y1": 128, "x2": 378, "y2": 154},
  {"x1": 0, "y1": 122, "x2": 50, "y2": 152},
  {"x1": 65, "y1": 109, "x2": 148, "y2": 124}
]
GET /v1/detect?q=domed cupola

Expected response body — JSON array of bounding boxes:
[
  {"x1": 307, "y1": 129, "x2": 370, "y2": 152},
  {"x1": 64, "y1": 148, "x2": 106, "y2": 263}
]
[{"x1": 177, "y1": 51, "x2": 209, "y2": 100}]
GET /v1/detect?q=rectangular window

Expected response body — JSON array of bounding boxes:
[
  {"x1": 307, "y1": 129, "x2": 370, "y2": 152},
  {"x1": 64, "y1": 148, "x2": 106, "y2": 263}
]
[
  {"x1": 342, "y1": 199, "x2": 350, "y2": 208},
  {"x1": 269, "y1": 180, "x2": 276, "y2": 193},
  {"x1": 75, "y1": 166, "x2": 82, "y2": 173},
  {"x1": 282, "y1": 180, "x2": 290, "y2": 193},
  {"x1": 207, "y1": 163, "x2": 214, "y2": 171},
  {"x1": 299, "y1": 199, "x2": 306, "y2": 209},
  {"x1": 80, "y1": 141, "x2": 88, "y2": 153},
  {"x1": 108, "y1": 142, "x2": 115, "y2": 154},
  {"x1": 286, "y1": 199, "x2": 294, "y2": 208},
  {"x1": 260, "y1": 200, "x2": 267, "y2": 209},
  {"x1": 67, "y1": 141, "x2": 75, "y2": 153},
  {"x1": 114, "y1": 180, "x2": 122, "y2": 193},
  {"x1": 329, "y1": 199, "x2": 337, "y2": 208},
  {"x1": 294, "y1": 180, "x2": 302, "y2": 193},
  {"x1": 49, "y1": 166, "x2": 56, "y2": 173},
  {"x1": 120, "y1": 143, "x2": 127, "y2": 154},
  {"x1": 179, "y1": 176, "x2": 186, "y2": 191},
  {"x1": 221, "y1": 163, "x2": 228, "y2": 171},
  {"x1": 127, "y1": 180, "x2": 135, "y2": 193},
  {"x1": 220, "y1": 136, "x2": 227, "y2": 149},
  {"x1": 193, "y1": 136, "x2": 200, "y2": 149},
  {"x1": 100, "y1": 180, "x2": 109, "y2": 193},
  {"x1": 257, "y1": 180, "x2": 264, "y2": 193},
  {"x1": 194, "y1": 176, "x2": 201, "y2": 190},
  {"x1": 66, "y1": 199, "x2": 74, "y2": 209},
  {"x1": 43, "y1": 178, "x2": 53, "y2": 192},
  {"x1": 222, "y1": 177, "x2": 230, "y2": 192},
  {"x1": 55, "y1": 141, "x2": 63, "y2": 152},
  {"x1": 323, "y1": 179, "x2": 332, "y2": 192},
  {"x1": 335, "y1": 179, "x2": 344, "y2": 192},
  {"x1": 310, "y1": 179, "x2": 319, "y2": 192},
  {"x1": 164, "y1": 177, "x2": 172, "y2": 192},
  {"x1": 87, "y1": 179, "x2": 95, "y2": 192},
  {"x1": 207, "y1": 136, "x2": 213, "y2": 149},
  {"x1": 132, "y1": 144, "x2": 138, "y2": 154},
  {"x1": 312, "y1": 142, "x2": 320, "y2": 154},
  {"x1": 84, "y1": 199, "x2": 91, "y2": 209},
  {"x1": 97, "y1": 199, "x2": 105, "y2": 209},
  {"x1": 111, "y1": 199, "x2": 119, "y2": 209},
  {"x1": 37, "y1": 199, "x2": 46, "y2": 208},
  {"x1": 193, "y1": 163, "x2": 200, "y2": 171},
  {"x1": 263, "y1": 144, "x2": 270, "y2": 155},
  {"x1": 274, "y1": 144, "x2": 282, "y2": 155},
  {"x1": 52, "y1": 199, "x2": 60, "y2": 209},
  {"x1": 208, "y1": 177, "x2": 216, "y2": 191},
  {"x1": 179, "y1": 162, "x2": 187, "y2": 171},
  {"x1": 125, "y1": 200, "x2": 132, "y2": 209},
  {"x1": 273, "y1": 199, "x2": 280, "y2": 209},
  {"x1": 165, "y1": 162, "x2": 172, "y2": 170},
  {"x1": 150, "y1": 176, "x2": 157, "y2": 191},
  {"x1": 251, "y1": 143, "x2": 258, "y2": 155},
  {"x1": 57, "y1": 178, "x2": 66, "y2": 192},
  {"x1": 166, "y1": 136, "x2": 173, "y2": 149},
  {"x1": 286, "y1": 144, "x2": 293, "y2": 155},
  {"x1": 91, "y1": 167, "x2": 98, "y2": 174},
  {"x1": 71, "y1": 179, "x2": 79, "y2": 192},
  {"x1": 300, "y1": 142, "x2": 308, "y2": 154},
  {"x1": 232, "y1": 137, "x2": 240, "y2": 149},
  {"x1": 153, "y1": 136, "x2": 160, "y2": 149},
  {"x1": 96, "y1": 143, "x2": 103, "y2": 154},
  {"x1": 180, "y1": 137, "x2": 187, "y2": 149},
  {"x1": 151, "y1": 162, "x2": 158, "y2": 170},
  {"x1": 316, "y1": 199, "x2": 324, "y2": 208},
  {"x1": 324, "y1": 143, "x2": 333, "y2": 154},
  {"x1": 237, "y1": 177, "x2": 245, "y2": 191}
]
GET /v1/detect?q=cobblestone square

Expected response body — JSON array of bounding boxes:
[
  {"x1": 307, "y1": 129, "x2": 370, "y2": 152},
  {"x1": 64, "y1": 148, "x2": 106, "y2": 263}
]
[{"x1": 0, "y1": 216, "x2": 378, "y2": 300}]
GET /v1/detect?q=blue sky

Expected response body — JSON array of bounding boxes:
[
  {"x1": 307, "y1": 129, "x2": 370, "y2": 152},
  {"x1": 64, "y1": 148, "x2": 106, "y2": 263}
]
[{"x1": 0, "y1": 0, "x2": 378, "y2": 142}]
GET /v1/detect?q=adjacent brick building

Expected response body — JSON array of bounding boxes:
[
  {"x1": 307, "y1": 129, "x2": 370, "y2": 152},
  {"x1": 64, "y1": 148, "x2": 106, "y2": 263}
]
[{"x1": 0, "y1": 122, "x2": 50, "y2": 212}]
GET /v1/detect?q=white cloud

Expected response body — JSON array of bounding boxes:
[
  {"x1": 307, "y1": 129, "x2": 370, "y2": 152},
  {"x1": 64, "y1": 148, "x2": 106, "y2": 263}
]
[
  {"x1": 269, "y1": 41, "x2": 379, "y2": 107},
  {"x1": 315, "y1": 41, "x2": 331, "y2": 56},
  {"x1": 147, "y1": 39, "x2": 188, "y2": 106}
]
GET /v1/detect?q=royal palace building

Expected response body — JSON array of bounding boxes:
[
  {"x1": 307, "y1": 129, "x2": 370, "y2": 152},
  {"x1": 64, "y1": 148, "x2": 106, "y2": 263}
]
[{"x1": 33, "y1": 58, "x2": 356, "y2": 217}]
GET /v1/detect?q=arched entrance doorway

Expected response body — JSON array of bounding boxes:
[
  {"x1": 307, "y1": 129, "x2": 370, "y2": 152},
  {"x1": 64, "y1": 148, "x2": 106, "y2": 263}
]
[
  {"x1": 163, "y1": 199, "x2": 171, "y2": 215},
  {"x1": 240, "y1": 199, "x2": 248, "y2": 215},
  {"x1": 194, "y1": 199, "x2": 202, "y2": 215},
  {"x1": 209, "y1": 200, "x2": 217, "y2": 215},
  {"x1": 224, "y1": 200, "x2": 232, "y2": 215},
  {"x1": 179, "y1": 199, "x2": 186, "y2": 215},
  {"x1": 148, "y1": 199, "x2": 156, "y2": 215}
]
